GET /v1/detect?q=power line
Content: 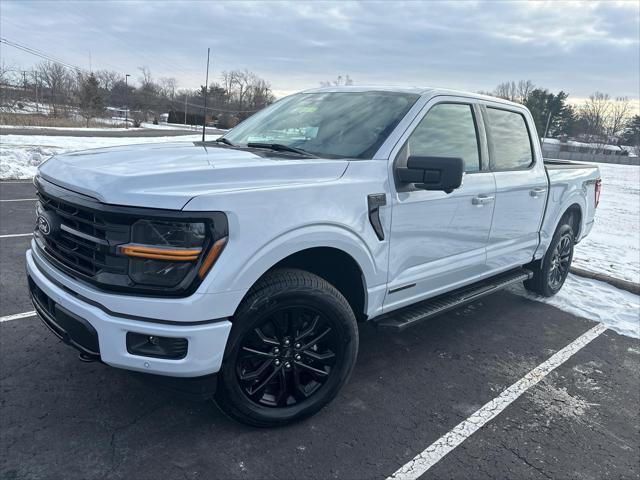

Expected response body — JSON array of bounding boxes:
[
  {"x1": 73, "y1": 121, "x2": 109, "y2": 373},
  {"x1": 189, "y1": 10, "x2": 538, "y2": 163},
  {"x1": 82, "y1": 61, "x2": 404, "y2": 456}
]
[{"x1": 0, "y1": 37, "x2": 86, "y2": 73}]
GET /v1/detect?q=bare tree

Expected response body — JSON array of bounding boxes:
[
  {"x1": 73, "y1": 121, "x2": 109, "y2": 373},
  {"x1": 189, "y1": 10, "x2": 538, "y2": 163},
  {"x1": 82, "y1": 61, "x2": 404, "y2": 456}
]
[
  {"x1": 159, "y1": 77, "x2": 177, "y2": 101},
  {"x1": 95, "y1": 70, "x2": 122, "y2": 91},
  {"x1": 607, "y1": 97, "x2": 631, "y2": 141},
  {"x1": 493, "y1": 80, "x2": 535, "y2": 103},
  {"x1": 494, "y1": 81, "x2": 517, "y2": 102},
  {"x1": 221, "y1": 69, "x2": 273, "y2": 112},
  {"x1": 320, "y1": 75, "x2": 354, "y2": 87},
  {"x1": 36, "y1": 61, "x2": 71, "y2": 116},
  {"x1": 579, "y1": 92, "x2": 611, "y2": 144},
  {"x1": 0, "y1": 62, "x2": 19, "y2": 107}
]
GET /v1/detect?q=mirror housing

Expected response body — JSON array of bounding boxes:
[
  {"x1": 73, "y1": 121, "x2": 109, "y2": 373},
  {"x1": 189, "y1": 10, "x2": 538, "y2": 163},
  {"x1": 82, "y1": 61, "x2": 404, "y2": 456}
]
[{"x1": 397, "y1": 155, "x2": 464, "y2": 193}]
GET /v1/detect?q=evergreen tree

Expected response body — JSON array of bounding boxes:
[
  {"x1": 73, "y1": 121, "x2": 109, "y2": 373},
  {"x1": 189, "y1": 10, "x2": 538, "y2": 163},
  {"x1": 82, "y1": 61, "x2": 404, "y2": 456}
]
[
  {"x1": 620, "y1": 115, "x2": 640, "y2": 147},
  {"x1": 524, "y1": 89, "x2": 573, "y2": 138},
  {"x1": 79, "y1": 73, "x2": 104, "y2": 127}
]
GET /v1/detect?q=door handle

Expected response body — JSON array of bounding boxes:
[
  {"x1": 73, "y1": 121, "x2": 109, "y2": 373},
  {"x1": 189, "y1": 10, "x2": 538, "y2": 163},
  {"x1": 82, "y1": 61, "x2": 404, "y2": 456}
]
[
  {"x1": 530, "y1": 187, "x2": 547, "y2": 198},
  {"x1": 472, "y1": 195, "x2": 495, "y2": 206}
]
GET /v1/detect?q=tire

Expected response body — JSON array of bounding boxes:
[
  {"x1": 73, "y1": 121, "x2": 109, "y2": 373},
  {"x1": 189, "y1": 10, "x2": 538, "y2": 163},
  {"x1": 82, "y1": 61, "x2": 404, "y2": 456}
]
[
  {"x1": 214, "y1": 268, "x2": 358, "y2": 427},
  {"x1": 524, "y1": 219, "x2": 575, "y2": 297}
]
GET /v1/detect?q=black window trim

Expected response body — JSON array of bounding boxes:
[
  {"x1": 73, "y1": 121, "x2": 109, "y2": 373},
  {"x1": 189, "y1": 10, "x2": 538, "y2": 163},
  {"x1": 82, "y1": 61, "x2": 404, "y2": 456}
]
[{"x1": 482, "y1": 104, "x2": 536, "y2": 173}]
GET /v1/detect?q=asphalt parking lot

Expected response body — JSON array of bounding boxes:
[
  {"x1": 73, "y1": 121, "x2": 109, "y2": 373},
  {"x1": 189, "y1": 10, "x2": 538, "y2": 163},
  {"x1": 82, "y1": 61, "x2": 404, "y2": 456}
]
[{"x1": 1, "y1": 180, "x2": 639, "y2": 480}]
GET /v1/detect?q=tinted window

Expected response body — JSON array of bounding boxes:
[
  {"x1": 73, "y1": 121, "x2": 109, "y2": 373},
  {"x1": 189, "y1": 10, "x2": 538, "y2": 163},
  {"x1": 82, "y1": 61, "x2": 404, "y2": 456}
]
[
  {"x1": 486, "y1": 108, "x2": 533, "y2": 170},
  {"x1": 406, "y1": 103, "x2": 480, "y2": 172},
  {"x1": 223, "y1": 92, "x2": 419, "y2": 159}
]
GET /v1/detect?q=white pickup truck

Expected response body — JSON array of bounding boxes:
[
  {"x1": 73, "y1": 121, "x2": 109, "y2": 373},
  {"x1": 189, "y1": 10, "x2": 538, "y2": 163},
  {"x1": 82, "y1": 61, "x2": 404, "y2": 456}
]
[{"x1": 27, "y1": 86, "x2": 601, "y2": 426}]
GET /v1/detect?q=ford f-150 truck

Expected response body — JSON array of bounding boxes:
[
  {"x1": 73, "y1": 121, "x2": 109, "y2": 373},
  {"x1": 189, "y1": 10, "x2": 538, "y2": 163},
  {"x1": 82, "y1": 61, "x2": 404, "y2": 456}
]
[{"x1": 27, "y1": 86, "x2": 601, "y2": 426}]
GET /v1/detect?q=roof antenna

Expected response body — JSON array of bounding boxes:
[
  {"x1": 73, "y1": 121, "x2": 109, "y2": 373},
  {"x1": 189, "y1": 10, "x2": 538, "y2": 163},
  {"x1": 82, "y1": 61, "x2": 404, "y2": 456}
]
[{"x1": 202, "y1": 47, "x2": 210, "y2": 142}]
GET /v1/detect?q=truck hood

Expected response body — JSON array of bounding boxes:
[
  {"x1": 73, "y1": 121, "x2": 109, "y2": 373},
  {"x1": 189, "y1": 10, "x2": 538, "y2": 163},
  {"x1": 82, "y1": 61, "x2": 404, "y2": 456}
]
[{"x1": 38, "y1": 142, "x2": 349, "y2": 210}]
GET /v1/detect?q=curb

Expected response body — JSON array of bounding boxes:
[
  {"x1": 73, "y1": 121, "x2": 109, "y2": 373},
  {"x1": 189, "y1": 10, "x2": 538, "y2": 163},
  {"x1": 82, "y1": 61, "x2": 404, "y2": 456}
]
[{"x1": 570, "y1": 267, "x2": 640, "y2": 295}]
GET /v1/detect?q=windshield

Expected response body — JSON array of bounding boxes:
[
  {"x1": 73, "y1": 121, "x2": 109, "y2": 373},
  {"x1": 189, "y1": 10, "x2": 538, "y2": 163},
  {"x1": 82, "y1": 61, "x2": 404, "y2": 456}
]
[{"x1": 223, "y1": 91, "x2": 420, "y2": 159}]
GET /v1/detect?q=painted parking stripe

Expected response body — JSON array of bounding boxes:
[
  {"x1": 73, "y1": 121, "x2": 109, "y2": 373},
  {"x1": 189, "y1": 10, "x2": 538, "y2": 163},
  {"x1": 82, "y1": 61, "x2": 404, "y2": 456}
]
[
  {"x1": 0, "y1": 233, "x2": 32, "y2": 239},
  {"x1": 0, "y1": 198, "x2": 37, "y2": 202},
  {"x1": 0, "y1": 311, "x2": 36, "y2": 323},
  {"x1": 387, "y1": 323, "x2": 607, "y2": 480}
]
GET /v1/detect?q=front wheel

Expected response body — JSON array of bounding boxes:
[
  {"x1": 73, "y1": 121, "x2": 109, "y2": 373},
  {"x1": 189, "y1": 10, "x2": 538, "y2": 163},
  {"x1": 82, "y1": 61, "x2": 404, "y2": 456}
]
[
  {"x1": 525, "y1": 222, "x2": 574, "y2": 297},
  {"x1": 214, "y1": 268, "x2": 358, "y2": 427}
]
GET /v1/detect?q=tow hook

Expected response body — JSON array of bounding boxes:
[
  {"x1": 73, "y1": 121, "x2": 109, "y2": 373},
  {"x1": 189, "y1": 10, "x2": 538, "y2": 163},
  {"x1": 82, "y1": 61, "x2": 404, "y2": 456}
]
[{"x1": 78, "y1": 352, "x2": 96, "y2": 363}]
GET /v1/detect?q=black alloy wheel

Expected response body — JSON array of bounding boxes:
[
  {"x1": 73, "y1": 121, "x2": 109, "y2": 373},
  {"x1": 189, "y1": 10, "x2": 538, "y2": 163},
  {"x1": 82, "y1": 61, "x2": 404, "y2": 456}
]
[
  {"x1": 215, "y1": 268, "x2": 358, "y2": 427},
  {"x1": 236, "y1": 306, "x2": 339, "y2": 408},
  {"x1": 548, "y1": 232, "x2": 572, "y2": 290},
  {"x1": 525, "y1": 220, "x2": 575, "y2": 297}
]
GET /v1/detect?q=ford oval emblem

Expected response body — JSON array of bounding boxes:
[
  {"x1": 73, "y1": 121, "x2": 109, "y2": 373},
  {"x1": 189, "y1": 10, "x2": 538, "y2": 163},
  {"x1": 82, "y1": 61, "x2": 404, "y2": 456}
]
[{"x1": 37, "y1": 214, "x2": 51, "y2": 236}]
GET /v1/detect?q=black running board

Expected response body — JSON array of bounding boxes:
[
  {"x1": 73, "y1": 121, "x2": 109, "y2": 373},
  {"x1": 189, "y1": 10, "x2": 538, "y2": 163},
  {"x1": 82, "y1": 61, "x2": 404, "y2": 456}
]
[{"x1": 375, "y1": 268, "x2": 533, "y2": 332}]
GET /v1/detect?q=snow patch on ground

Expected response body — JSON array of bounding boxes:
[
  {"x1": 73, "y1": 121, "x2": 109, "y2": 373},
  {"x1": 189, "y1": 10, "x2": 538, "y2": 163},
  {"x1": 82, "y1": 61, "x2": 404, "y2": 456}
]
[
  {"x1": 509, "y1": 274, "x2": 640, "y2": 339},
  {"x1": 573, "y1": 163, "x2": 640, "y2": 284},
  {"x1": 0, "y1": 145, "x2": 63, "y2": 179},
  {"x1": 531, "y1": 381, "x2": 596, "y2": 420},
  {"x1": 0, "y1": 134, "x2": 203, "y2": 179},
  {"x1": 0, "y1": 125, "x2": 142, "y2": 131}
]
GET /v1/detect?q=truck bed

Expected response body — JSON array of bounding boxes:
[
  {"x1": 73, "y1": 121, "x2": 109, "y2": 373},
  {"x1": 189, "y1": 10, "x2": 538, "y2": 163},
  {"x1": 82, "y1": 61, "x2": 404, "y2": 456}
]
[{"x1": 544, "y1": 158, "x2": 600, "y2": 170}]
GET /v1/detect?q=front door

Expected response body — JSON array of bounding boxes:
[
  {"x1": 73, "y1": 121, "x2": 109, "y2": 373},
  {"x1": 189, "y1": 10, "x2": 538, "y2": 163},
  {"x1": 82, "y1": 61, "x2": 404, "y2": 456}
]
[{"x1": 384, "y1": 100, "x2": 496, "y2": 312}]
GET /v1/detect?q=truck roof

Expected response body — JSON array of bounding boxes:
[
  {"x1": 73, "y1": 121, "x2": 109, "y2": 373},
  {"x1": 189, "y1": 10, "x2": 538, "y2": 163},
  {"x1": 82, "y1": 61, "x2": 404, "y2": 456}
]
[{"x1": 302, "y1": 85, "x2": 523, "y2": 109}]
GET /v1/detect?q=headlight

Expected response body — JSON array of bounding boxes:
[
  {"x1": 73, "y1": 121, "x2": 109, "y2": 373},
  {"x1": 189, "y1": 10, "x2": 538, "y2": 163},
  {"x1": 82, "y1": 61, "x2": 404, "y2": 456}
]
[{"x1": 119, "y1": 219, "x2": 225, "y2": 288}]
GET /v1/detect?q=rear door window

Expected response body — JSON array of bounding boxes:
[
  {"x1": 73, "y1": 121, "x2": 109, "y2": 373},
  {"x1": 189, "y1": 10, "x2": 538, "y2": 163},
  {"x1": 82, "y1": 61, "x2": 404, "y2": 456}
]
[{"x1": 486, "y1": 108, "x2": 533, "y2": 170}]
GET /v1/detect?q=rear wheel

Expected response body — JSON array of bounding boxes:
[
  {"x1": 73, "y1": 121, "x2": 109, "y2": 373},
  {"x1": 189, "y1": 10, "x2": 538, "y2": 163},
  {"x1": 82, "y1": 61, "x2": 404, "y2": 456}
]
[
  {"x1": 525, "y1": 220, "x2": 574, "y2": 297},
  {"x1": 214, "y1": 268, "x2": 358, "y2": 427}
]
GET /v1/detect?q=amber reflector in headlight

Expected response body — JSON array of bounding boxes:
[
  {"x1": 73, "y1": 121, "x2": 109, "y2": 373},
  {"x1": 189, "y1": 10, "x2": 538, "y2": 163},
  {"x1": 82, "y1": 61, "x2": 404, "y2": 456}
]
[
  {"x1": 119, "y1": 245, "x2": 202, "y2": 261},
  {"x1": 198, "y1": 237, "x2": 228, "y2": 279}
]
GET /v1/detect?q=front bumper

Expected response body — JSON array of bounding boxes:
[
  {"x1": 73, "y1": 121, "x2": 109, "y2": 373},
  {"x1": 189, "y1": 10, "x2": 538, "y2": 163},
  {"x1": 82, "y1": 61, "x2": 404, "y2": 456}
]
[{"x1": 26, "y1": 248, "x2": 233, "y2": 377}]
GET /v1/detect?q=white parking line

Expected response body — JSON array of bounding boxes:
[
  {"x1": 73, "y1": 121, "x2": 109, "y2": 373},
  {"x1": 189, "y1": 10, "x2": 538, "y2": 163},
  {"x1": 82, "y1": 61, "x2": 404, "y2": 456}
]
[
  {"x1": 0, "y1": 198, "x2": 37, "y2": 202},
  {"x1": 387, "y1": 323, "x2": 607, "y2": 480},
  {"x1": 0, "y1": 311, "x2": 36, "y2": 323},
  {"x1": 0, "y1": 233, "x2": 32, "y2": 239}
]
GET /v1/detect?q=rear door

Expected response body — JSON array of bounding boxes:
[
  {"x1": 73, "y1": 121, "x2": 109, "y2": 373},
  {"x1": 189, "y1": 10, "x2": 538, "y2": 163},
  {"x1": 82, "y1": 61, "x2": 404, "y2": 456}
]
[
  {"x1": 384, "y1": 98, "x2": 496, "y2": 312},
  {"x1": 482, "y1": 105, "x2": 548, "y2": 272}
]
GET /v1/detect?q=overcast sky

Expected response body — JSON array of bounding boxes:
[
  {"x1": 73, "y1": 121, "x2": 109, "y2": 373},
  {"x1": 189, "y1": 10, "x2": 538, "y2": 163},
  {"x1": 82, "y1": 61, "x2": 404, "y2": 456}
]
[{"x1": 2, "y1": 0, "x2": 639, "y2": 102}]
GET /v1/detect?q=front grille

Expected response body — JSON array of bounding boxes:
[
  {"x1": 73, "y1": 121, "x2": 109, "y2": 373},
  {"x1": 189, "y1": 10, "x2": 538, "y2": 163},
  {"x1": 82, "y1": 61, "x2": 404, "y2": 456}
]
[{"x1": 36, "y1": 187, "x2": 129, "y2": 279}]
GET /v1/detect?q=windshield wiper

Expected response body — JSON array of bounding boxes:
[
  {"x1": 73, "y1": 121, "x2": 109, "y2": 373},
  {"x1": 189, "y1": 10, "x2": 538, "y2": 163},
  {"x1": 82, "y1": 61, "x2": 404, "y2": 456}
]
[
  {"x1": 246, "y1": 142, "x2": 318, "y2": 158},
  {"x1": 215, "y1": 137, "x2": 236, "y2": 147}
]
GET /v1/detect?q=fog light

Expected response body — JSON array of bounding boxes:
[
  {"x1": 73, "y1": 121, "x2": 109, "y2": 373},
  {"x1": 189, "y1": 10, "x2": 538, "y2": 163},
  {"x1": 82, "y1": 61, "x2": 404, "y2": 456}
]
[{"x1": 126, "y1": 332, "x2": 188, "y2": 359}]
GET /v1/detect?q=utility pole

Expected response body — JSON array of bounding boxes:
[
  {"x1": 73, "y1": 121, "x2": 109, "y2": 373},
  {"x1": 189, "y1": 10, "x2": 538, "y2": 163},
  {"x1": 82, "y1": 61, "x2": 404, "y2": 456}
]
[
  {"x1": 202, "y1": 47, "x2": 210, "y2": 142},
  {"x1": 184, "y1": 94, "x2": 188, "y2": 126},
  {"x1": 124, "y1": 74, "x2": 130, "y2": 129},
  {"x1": 34, "y1": 71, "x2": 39, "y2": 114},
  {"x1": 21, "y1": 70, "x2": 27, "y2": 91}
]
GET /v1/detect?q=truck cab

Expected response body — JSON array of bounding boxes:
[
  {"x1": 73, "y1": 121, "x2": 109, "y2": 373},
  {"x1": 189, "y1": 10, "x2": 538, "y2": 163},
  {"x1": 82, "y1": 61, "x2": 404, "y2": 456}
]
[{"x1": 26, "y1": 86, "x2": 600, "y2": 426}]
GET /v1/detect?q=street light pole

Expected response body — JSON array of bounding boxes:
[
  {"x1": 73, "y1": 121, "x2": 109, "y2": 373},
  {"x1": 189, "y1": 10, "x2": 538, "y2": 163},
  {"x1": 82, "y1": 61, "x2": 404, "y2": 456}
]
[{"x1": 125, "y1": 74, "x2": 130, "y2": 129}]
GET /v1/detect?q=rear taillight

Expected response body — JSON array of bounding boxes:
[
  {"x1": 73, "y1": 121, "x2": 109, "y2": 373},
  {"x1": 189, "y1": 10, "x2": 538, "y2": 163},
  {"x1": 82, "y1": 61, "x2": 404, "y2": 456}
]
[{"x1": 595, "y1": 178, "x2": 602, "y2": 208}]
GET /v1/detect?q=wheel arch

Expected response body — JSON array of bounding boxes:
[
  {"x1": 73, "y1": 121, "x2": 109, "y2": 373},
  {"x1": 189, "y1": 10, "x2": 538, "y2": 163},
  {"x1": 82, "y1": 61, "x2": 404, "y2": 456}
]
[
  {"x1": 265, "y1": 247, "x2": 368, "y2": 321},
  {"x1": 224, "y1": 225, "x2": 383, "y2": 321},
  {"x1": 561, "y1": 203, "x2": 582, "y2": 239},
  {"x1": 534, "y1": 192, "x2": 587, "y2": 260}
]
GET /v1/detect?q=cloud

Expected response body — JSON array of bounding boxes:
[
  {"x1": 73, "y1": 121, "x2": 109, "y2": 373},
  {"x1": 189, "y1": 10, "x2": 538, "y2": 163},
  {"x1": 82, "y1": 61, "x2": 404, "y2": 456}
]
[{"x1": 1, "y1": 0, "x2": 637, "y2": 98}]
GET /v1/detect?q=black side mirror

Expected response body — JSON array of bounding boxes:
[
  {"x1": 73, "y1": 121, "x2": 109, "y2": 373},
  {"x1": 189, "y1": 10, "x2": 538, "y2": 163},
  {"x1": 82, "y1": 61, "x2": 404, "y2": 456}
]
[{"x1": 397, "y1": 155, "x2": 464, "y2": 193}]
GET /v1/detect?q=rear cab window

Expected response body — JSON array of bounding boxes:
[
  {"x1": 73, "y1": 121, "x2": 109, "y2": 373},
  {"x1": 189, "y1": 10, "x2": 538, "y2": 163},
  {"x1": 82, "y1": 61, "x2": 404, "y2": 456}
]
[{"x1": 485, "y1": 107, "x2": 533, "y2": 170}]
